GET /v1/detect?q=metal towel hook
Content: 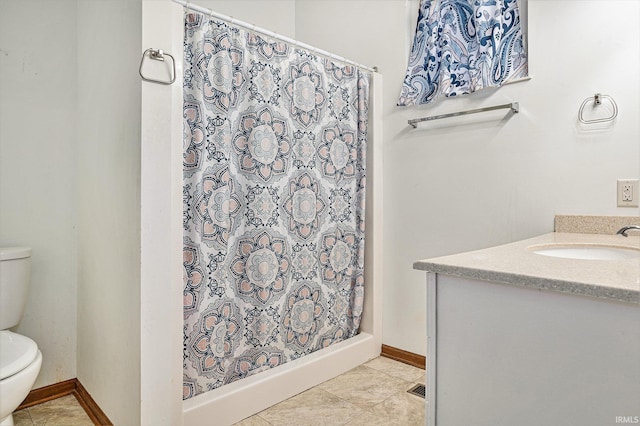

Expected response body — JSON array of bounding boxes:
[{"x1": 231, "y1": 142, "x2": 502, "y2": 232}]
[
  {"x1": 578, "y1": 93, "x2": 618, "y2": 124},
  {"x1": 139, "y1": 48, "x2": 176, "y2": 85}
]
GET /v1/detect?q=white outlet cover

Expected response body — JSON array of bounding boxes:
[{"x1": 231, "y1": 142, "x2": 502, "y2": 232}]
[{"x1": 617, "y1": 179, "x2": 639, "y2": 207}]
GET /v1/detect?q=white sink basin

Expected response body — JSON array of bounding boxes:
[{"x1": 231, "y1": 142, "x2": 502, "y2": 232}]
[{"x1": 530, "y1": 244, "x2": 640, "y2": 260}]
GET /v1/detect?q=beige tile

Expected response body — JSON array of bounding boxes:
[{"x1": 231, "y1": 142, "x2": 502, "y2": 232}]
[
  {"x1": 233, "y1": 415, "x2": 273, "y2": 426},
  {"x1": 317, "y1": 365, "x2": 412, "y2": 408},
  {"x1": 258, "y1": 387, "x2": 366, "y2": 426},
  {"x1": 364, "y1": 357, "x2": 425, "y2": 383},
  {"x1": 369, "y1": 391, "x2": 425, "y2": 426},
  {"x1": 27, "y1": 395, "x2": 93, "y2": 426},
  {"x1": 12, "y1": 409, "x2": 34, "y2": 426},
  {"x1": 343, "y1": 411, "x2": 400, "y2": 426}
]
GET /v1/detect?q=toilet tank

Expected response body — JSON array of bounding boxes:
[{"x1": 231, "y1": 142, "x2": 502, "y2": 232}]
[{"x1": 0, "y1": 247, "x2": 32, "y2": 330}]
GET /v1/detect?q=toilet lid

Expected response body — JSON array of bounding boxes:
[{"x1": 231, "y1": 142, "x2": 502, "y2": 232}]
[{"x1": 0, "y1": 331, "x2": 39, "y2": 380}]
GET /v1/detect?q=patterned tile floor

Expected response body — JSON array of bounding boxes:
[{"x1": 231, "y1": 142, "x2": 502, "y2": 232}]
[
  {"x1": 13, "y1": 395, "x2": 93, "y2": 426},
  {"x1": 235, "y1": 357, "x2": 426, "y2": 426},
  {"x1": 12, "y1": 357, "x2": 425, "y2": 426}
]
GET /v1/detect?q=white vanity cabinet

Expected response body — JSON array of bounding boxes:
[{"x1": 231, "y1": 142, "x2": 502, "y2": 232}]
[{"x1": 416, "y1": 233, "x2": 640, "y2": 426}]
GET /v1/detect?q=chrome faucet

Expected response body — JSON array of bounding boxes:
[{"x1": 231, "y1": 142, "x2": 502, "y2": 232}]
[{"x1": 616, "y1": 225, "x2": 640, "y2": 237}]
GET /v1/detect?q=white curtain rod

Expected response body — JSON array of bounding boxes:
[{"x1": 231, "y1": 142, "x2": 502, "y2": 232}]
[{"x1": 172, "y1": 0, "x2": 377, "y2": 73}]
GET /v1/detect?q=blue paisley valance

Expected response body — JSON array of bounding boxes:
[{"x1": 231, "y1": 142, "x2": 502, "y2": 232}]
[{"x1": 398, "y1": 0, "x2": 528, "y2": 106}]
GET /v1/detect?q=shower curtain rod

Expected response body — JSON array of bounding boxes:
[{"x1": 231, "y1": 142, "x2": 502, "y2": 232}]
[{"x1": 172, "y1": 0, "x2": 377, "y2": 73}]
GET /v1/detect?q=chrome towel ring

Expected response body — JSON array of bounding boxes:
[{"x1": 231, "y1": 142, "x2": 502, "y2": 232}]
[
  {"x1": 578, "y1": 93, "x2": 618, "y2": 124},
  {"x1": 139, "y1": 48, "x2": 176, "y2": 85}
]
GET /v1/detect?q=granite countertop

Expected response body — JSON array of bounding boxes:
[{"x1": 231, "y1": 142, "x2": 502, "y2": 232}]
[{"x1": 413, "y1": 232, "x2": 640, "y2": 304}]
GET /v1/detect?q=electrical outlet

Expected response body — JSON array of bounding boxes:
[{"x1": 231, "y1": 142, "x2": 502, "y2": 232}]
[{"x1": 617, "y1": 179, "x2": 639, "y2": 207}]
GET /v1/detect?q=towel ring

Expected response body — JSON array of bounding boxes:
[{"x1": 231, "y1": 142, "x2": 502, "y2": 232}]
[
  {"x1": 578, "y1": 93, "x2": 618, "y2": 124},
  {"x1": 139, "y1": 48, "x2": 176, "y2": 85}
]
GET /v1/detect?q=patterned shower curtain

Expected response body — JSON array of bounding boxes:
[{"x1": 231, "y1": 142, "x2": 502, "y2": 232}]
[
  {"x1": 398, "y1": 0, "x2": 528, "y2": 106},
  {"x1": 182, "y1": 12, "x2": 369, "y2": 399}
]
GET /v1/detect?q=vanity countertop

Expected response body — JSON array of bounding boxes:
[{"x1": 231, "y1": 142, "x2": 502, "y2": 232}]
[{"x1": 413, "y1": 232, "x2": 640, "y2": 304}]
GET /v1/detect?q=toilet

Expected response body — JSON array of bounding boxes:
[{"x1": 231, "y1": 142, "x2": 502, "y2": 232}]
[{"x1": 0, "y1": 247, "x2": 42, "y2": 426}]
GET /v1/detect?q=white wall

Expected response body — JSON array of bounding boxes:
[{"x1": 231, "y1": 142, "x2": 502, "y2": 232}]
[
  {"x1": 194, "y1": 0, "x2": 296, "y2": 38},
  {"x1": 0, "y1": 0, "x2": 78, "y2": 388},
  {"x1": 295, "y1": 0, "x2": 640, "y2": 355},
  {"x1": 1, "y1": 0, "x2": 142, "y2": 422},
  {"x1": 76, "y1": 1, "x2": 142, "y2": 425},
  {"x1": 139, "y1": 2, "x2": 184, "y2": 424}
]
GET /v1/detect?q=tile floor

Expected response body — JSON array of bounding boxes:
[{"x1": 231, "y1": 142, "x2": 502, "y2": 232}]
[
  {"x1": 11, "y1": 357, "x2": 425, "y2": 426},
  {"x1": 13, "y1": 394, "x2": 93, "y2": 426},
  {"x1": 235, "y1": 357, "x2": 425, "y2": 426}
]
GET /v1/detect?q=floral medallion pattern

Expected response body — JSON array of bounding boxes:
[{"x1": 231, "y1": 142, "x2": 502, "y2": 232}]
[
  {"x1": 328, "y1": 83, "x2": 351, "y2": 121},
  {"x1": 248, "y1": 61, "x2": 282, "y2": 106},
  {"x1": 229, "y1": 230, "x2": 291, "y2": 305},
  {"x1": 188, "y1": 164, "x2": 243, "y2": 250},
  {"x1": 291, "y1": 242, "x2": 319, "y2": 281},
  {"x1": 282, "y1": 172, "x2": 327, "y2": 241},
  {"x1": 327, "y1": 290, "x2": 350, "y2": 328},
  {"x1": 247, "y1": 33, "x2": 290, "y2": 61},
  {"x1": 225, "y1": 348, "x2": 286, "y2": 383},
  {"x1": 283, "y1": 61, "x2": 326, "y2": 128},
  {"x1": 243, "y1": 306, "x2": 280, "y2": 348},
  {"x1": 232, "y1": 106, "x2": 292, "y2": 182},
  {"x1": 329, "y1": 188, "x2": 352, "y2": 223},
  {"x1": 204, "y1": 114, "x2": 232, "y2": 163},
  {"x1": 188, "y1": 22, "x2": 246, "y2": 113},
  {"x1": 205, "y1": 250, "x2": 228, "y2": 298},
  {"x1": 183, "y1": 184, "x2": 194, "y2": 231},
  {"x1": 183, "y1": 13, "x2": 369, "y2": 399},
  {"x1": 319, "y1": 227, "x2": 358, "y2": 289},
  {"x1": 316, "y1": 326, "x2": 348, "y2": 350},
  {"x1": 317, "y1": 124, "x2": 360, "y2": 183},
  {"x1": 292, "y1": 130, "x2": 316, "y2": 169},
  {"x1": 182, "y1": 377, "x2": 200, "y2": 400},
  {"x1": 324, "y1": 60, "x2": 356, "y2": 83},
  {"x1": 281, "y1": 282, "x2": 327, "y2": 351},
  {"x1": 183, "y1": 238, "x2": 207, "y2": 318},
  {"x1": 246, "y1": 185, "x2": 279, "y2": 228},
  {"x1": 184, "y1": 297, "x2": 244, "y2": 385},
  {"x1": 183, "y1": 96, "x2": 206, "y2": 174}
]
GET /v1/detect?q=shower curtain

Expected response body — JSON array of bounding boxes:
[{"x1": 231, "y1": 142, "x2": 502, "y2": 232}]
[{"x1": 182, "y1": 12, "x2": 370, "y2": 399}]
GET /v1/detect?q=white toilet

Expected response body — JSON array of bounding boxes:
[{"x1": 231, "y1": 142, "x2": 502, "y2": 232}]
[{"x1": 0, "y1": 247, "x2": 42, "y2": 426}]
